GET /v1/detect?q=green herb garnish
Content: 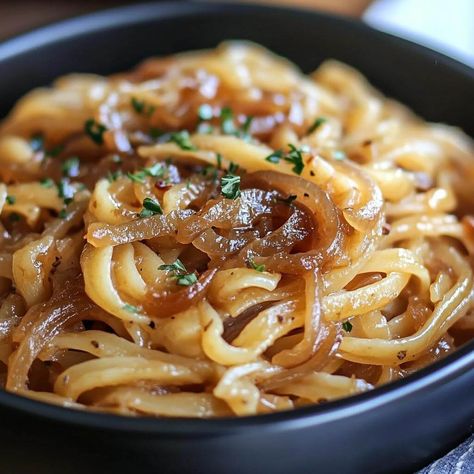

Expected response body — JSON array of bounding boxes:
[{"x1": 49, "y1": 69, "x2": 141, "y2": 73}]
[
  {"x1": 198, "y1": 104, "x2": 213, "y2": 121},
  {"x1": 342, "y1": 321, "x2": 353, "y2": 332},
  {"x1": 264, "y1": 146, "x2": 305, "y2": 175},
  {"x1": 144, "y1": 163, "x2": 165, "y2": 177},
  {"x1": 285, "y1": 144, "x2": 305, "y2": 175},
  {"x1": 62, "y1": 157, "x2": 80, "y2": 177},
  {"x1": 84, "y1": 119, "x2": 107, "y2": 145},
  {"x1": 169, "y1": 131, "x2": 196, "y2": 151},
  {"x1": 248, "y1": 258, "x2": 265, "y2": 272},
  {"x1": 216, "y1": 153, "x2": 223, "y2": 169},
  {"x1": 150, "y1": 128, "x2": 164, "y2": 139},
  {"x1": 176, "y1": 273, "x2": 198, "y2": 286},
  {"x1": 131, "y1": 97, "x2": 155, "y2": 117},
  {"x1": 127, "y1": 171, "x2": 146, "y2": 183},
  {"x1": 228, "y1": 162, "x2": 239, "y2": 174},
  {"x1": 159, "y1": 259, "x2": 197, "y2": 286},
  {"x1": 265, "y1": 150, "x2": 284, "y2": 164},
  {"x1": 307, "y1": 117, "x2": 327, "y2": 134},
  {"x1": 40, "y1": 178, "x2": 54, "y2": 188},
  {"x1": 159, "y1": 259, "x2": 187, "y2": 274},
  {"x1": 58, "y1": 209, "x2": 68, "y2": 219},
  {"x1": 221, "y1": 174, "x2": 241, "y2": 199},
  {"x1": 47, "y1": 144, "x2": 64, "y2": 158},
  {"x1": 127, "y1": 163, "x2": 165, "y2": 183},
  {"x1": 9, "y1": 213, "x2": 20, "y2": 222},
  {"x1": 241, "y1": 116, "x2": 253, "y2": 136},
  {"x1": 220, "y1": 107, "x2": 236, "y2": 135},
  {"x1": 201, "y1": 165, "x2": 218, "y2": 182},
  {"x1": 107, "y1": 170, "x2": 122, "y2": 182},
  {"x1": 139, "y1": 197, "x2": 163, "y2": 218},
  {"x1": 57, "y1": 179, "x2": 75, "y2": 200},
  {"x1": 5, "y1": 195, "x2": 15, "y2": 205}
]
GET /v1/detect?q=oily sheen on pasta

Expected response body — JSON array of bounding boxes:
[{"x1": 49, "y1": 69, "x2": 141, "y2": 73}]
[{"x1": 0, "y1": 42, "x2": 473, "y2": 417}]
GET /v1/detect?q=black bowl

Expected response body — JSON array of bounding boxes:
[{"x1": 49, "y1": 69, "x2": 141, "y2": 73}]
[{"x1": 0, "y1": 3, "x2": 473, "y2": 474}]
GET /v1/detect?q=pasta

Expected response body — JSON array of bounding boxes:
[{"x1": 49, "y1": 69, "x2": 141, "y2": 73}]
[{"x1": 0, "y1": 42, "x2": 473, "y2": 417}]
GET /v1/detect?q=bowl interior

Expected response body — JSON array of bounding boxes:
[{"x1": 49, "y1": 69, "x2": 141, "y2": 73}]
[{"x1": 0, "y1": 1, "x2": 473, "y2": 430}]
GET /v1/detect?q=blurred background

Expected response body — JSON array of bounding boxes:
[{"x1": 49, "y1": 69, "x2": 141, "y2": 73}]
[{"x1": 0, "y1": 0, "x2": 472, "y2": 66}]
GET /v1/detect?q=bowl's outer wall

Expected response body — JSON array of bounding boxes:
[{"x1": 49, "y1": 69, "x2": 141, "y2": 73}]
[{"x1": 0, "y1": 3, "x2": 473, "y2": 474}]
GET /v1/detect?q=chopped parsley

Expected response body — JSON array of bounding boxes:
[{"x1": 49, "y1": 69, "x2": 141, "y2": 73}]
[
  {"x1": 265, "y1": 150, "x2": 284, "y2": 164},
  {"x1": 342, "y1": 321, "x2": 353, "y2": 332},
  {"x1": 278, "y1": 194, "x2": 297, "y2": 205},
  {"x1": 307, "y1": 117, "x2": 327, "y2": 134},
  {"x1": 219, "y1": 107, "x2": 253, "y2": 139},
  {"x1": 5, "y1": 195, "x2": 15, "y2": 205},
  {"x1": 228, "y1": 161, "x2": 239, "y2": 174},
  {"x1": 248, "y1": 258, "x2": 265, "y2": 272},
  {"x1": 150, "y1": 128, "x2": 164, "y2": 140},
  {"x1": 284, "y1": 144, "x2": 305, "y2": 175},
  {"x1": 9, "y1": 213, "x2": 20, "y2": 222},
  {"x1": 62, "y1": 157, "x2": 80, "y2": 178},
  {"x1": 47, "y1": 144, "x2": 64, "y2": 158},
  {"x1": 57, "y1": 179, "x2": 75, "y2": 204},
  {"x1": 158, "y1": 259, "x2": 197, "y2": 286},
  {"x1": 123, "y1": 303, "x2": 140, "y2": 313},
  {"x1": 84, "y1": 119, "x2": 107, "y2": 145},
  {"x1": 241, "y1": 116, "x2": 253, "y2": 136},
  {"x1": 107, "y1": 170, "x2": 122, "y2": 182},
  {"x1": 201, "y1": 165, "x2": 218, "y2": 182},
  {"x1": 221, "y1": 174, "x2": 241, "y2": 199},
  {"x1": 145, "y1": 163, "x2": 165, "y2": 177},
  {"x1": 127, "y1": 163, "x2": 165, "y2": 183},
  {"x1": 169, "y1": 131, "x2": 196, "y2": 151},
  {"x1": 264, "y1": 145, "x2": 305, "y2": 175},
  {"x1": 58, "y1": 209, "x2": 68, "y2": 219},
  {"x1": 159, "y1": 259, "x2": 187, "y2": 274},
  {"x1": 220, "y1": 107, "x2": 236, "y2": 135},
  {"x1": 139, "y1": 197, "x2": 163, "y2": 218},
  {"x1": 176, "y1": 273, "x2": 198, "y2": 286},
  {"x1": 198, "y1": 104, "x2": 214, "y2": 121},
  {"x1": 40, "y1": 178, "x2": 54, "y2": 188},
  {"x1": 127, "y1": 172, "x2": 146, "y2": 183},
  {"x1": 216, "y1": 153, "x2": 223, "y2": 169},
  {"x1": 131, "y1": 97, "x2": 155, "y2": 117}
]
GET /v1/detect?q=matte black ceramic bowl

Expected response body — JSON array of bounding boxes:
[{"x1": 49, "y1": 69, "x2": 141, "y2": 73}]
[{"x1": 0, "y1": 3, "x2": 473, "y2": 474}]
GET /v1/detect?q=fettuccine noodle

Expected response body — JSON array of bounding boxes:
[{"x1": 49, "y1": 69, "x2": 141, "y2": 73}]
[{"x1": 0, "y1": 42, "x2": 472, "y2": 417}]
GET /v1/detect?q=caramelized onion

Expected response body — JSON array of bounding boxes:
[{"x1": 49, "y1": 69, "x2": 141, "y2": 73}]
[
  {"x1": 176, "y1": 189, "x2": 278, "y2": 244},
  {"x1": 7, "y1": 276, "x2": 96, "y2": 391},
  {"x1": 87, "y1": 210, "x2": 194, "y2": 247},
  {"x1": 243, "y1": 171, "x2": 345, "y2": 263},
  {"x1": 147, "y1": 268, "x2": 217, "y2": 318}
]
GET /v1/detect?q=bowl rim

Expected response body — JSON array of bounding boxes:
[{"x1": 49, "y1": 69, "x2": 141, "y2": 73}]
[{"x1": 0, "y1": 1, "x2": 473, "y2": 434}]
